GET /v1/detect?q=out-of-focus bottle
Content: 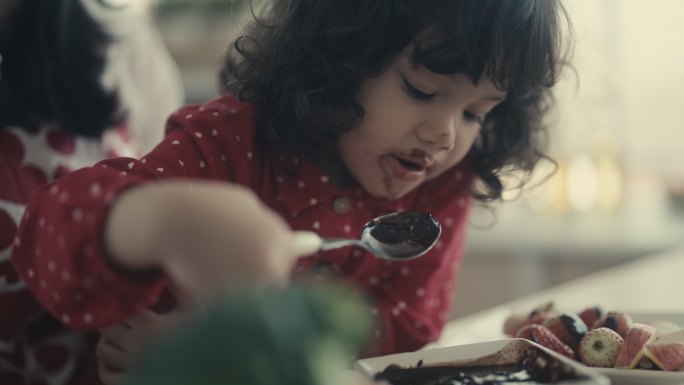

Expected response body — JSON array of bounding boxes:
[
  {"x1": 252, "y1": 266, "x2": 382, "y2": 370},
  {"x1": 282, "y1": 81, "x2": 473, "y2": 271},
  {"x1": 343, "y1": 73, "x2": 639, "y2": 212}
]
[{"x1": 593, "y1": 130, "x2": 623, "y2": 211}]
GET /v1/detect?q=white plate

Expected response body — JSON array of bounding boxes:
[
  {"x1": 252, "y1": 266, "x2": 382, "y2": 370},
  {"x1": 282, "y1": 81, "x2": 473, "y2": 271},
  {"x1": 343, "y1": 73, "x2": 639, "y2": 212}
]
[
  {"x1": 629, "y1": 312, "x2": 684, "y2": 328},
  {"x1": 596, "y1": 368, "x2": 684, "y2": 385},
  {"x1": 354, "y1": 338, "x2": 609, "y2": 385},
  {"x1": 593, "y1": 312, "x2": 684, "y2": 385}
]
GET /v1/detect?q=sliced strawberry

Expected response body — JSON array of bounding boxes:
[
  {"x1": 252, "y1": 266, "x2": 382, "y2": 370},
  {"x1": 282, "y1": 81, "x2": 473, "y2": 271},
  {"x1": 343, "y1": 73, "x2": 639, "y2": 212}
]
[
  {"x1": 515, "y1": 324, "x2": 536, "y2": 340},
  {"x1": 644, "y1": 330, "x2": 684, "y2": 371},
  {"x1": 543, "y1": 312, "x2": 588, "y2": 350},
  {"x1": 614, "y1": 323, "x2": 657, "y2": 369},
  {"x1": 592, "y1": 311, "x2": 632, "y2": 338},
  {"x1": 503, "y1": 313, "x2": 527, "y2": 337},
  {"x1": 523, "y1": 324, "x2": 576, "y2": 360},
  {"x1": 577, "y1": 306, "x2": 604, "y2": 330}
]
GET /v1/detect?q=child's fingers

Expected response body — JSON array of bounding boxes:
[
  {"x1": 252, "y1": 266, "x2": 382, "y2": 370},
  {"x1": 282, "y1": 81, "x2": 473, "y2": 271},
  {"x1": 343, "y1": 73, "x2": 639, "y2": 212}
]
[
  {"x1": 97, "y1": 359, "x2": 127, "y2": 385},
  {"x1": 120, "y1": 310, "x2": 161, "y2": 329},
  {"x1": 98, "y1": 325, "x2": 127, "y2": 347},
  {"x1": 124, "y1": 309, "x2": 188, "y2": 337},
  {"x1": 165, "y1": 281, "x2": 210, "y2": 315},
  {"x1": 95, "y1": 337, "x2": 130, "y2": 370}
]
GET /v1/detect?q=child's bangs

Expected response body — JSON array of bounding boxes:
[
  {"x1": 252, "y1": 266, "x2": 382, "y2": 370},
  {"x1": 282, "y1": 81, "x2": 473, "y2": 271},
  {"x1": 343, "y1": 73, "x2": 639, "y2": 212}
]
[{"x1": 411, "y1": 0, "x2": 564, "y2": 99}]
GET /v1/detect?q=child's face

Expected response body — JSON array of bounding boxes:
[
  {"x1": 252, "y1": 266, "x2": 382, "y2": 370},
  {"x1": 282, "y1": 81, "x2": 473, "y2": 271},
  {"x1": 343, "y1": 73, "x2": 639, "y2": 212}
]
[{"x1": 337, "y1": 47, "x2": 506, "y2": 200}]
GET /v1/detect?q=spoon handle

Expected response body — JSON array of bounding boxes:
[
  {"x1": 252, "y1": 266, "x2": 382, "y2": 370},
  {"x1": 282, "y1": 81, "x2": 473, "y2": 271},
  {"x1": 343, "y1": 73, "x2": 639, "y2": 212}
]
[
  {"x1": 318, "y1": 238, "x2": 362, "y2": 251},
  {"x1": 292, "y1": 231, "x2": 361, "y2": 257}
]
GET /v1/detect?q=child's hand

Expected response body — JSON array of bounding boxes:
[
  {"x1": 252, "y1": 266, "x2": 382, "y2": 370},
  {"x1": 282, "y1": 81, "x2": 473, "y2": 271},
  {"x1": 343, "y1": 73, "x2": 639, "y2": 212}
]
[
  {"x1": 105, "y1": 181, "x2": 303, "y2": 302},
  {"x1": 96, "y1": 308, "x2": 190, "y2": 385}
]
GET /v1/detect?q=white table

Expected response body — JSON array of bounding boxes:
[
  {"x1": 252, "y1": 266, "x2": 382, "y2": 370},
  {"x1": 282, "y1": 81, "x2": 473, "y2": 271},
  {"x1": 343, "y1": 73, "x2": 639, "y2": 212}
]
[{"x1": 432, "y1": 245, "x2": 684, "y2": 348}]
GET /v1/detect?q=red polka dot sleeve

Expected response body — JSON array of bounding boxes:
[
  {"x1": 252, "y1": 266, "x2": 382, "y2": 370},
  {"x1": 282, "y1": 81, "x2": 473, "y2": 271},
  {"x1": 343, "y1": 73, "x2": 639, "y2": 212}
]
[
  {"x1": 10, "y1": 97, "x2": 256, "y2": 330},
  {"x1": 10, "y1": 165, "x2": 167, "y2": 329}
]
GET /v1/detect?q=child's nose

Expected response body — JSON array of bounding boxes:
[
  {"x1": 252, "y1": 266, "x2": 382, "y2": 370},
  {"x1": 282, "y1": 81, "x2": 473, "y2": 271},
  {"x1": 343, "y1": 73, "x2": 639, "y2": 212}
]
[{"x1": 415, "y1": 116, "x2": 456, "y2": 150}]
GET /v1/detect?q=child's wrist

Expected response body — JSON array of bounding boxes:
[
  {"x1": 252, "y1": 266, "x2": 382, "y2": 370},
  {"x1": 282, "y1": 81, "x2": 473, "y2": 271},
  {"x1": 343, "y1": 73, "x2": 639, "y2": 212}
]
[{"x1": 104, "y1": 183, "x2": 177, "y2": 270}]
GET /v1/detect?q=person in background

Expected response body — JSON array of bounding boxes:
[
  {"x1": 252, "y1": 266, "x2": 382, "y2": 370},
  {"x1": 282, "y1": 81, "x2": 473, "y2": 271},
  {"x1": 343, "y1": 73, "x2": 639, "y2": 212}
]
[
  {"x1": 11, "y1": 1, "x2": 572, "y2": 381},
  {"x1": 87, "y1": 0, "x2": 185, "y2": 153},
  {"x1": 0, "y1": 0, "x2": 182, "y2": 383}
]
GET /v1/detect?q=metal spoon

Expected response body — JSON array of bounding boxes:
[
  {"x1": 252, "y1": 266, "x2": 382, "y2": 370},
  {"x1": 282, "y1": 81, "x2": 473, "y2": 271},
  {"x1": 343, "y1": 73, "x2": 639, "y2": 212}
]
[{"x1": 293, "y1": 212, "x2": 441, "y2": 260}]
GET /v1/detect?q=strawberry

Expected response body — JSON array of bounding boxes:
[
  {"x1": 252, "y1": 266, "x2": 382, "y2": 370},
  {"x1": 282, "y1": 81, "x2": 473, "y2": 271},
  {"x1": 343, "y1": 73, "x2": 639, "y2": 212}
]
[
  {"x1": 517, "y1": 324, "x2": 575, "y2": 360},
  {"x1": 592, "y1": 311, "x2": 633, "y2": 338},
  {"x1": 644, "y1": 330, "x2": 684, "y2": 371},
  {"x1": 515, "y1": 324, "x2": 536, "y2": 340},
  {"x1": 577, "y1": 306, "x2": 604, "y2": 330},
  {"x1": 579, "y1": 327, "x2": 624, "y2": 367},
  {"x1": 614, "y1": 323, "x2": 657, "y2": 369},
  {"x1": 543, "y1": 312, "x2": 588, "y2": 350},
  {"x1": 526, "y1": 302, "x2": 558, "y2": 325},
  {"x1": 503, "y1": 313, "x2": 527, "y2": 337}
]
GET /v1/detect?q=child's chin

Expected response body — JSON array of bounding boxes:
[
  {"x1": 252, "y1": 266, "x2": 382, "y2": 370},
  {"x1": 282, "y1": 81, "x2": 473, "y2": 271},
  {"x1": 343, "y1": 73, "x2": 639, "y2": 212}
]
[
  {"x1": 361, "y1": 179, "x2": 418, "y2": 201},
  {"x1": 380, "y1": 186, "x2": 417, "y2": 201}
]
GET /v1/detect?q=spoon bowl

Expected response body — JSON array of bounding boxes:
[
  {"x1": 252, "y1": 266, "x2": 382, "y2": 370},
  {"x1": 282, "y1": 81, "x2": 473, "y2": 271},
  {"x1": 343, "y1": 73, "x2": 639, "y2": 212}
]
[{"x1": 293, "y1": 212, "x2": 441, "y2": 261}]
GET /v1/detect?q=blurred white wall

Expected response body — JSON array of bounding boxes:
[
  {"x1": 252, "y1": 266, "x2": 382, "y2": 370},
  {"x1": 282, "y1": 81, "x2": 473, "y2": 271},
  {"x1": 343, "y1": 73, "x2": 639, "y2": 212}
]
[{"x1": 554, "y1": 0, "x2": 684, "y2": 182}]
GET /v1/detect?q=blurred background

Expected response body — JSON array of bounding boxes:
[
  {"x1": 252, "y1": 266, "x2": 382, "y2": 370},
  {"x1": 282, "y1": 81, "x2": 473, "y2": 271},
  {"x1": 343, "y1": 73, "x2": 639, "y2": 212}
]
[{"x1": 147, "y1": 0, "x2": 684, "y2": 318}]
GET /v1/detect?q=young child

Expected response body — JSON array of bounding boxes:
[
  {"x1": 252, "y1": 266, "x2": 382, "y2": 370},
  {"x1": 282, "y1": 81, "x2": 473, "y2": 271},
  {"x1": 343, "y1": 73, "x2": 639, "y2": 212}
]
[
  {"x1": 0, "y1": 0, "x2": 182, "y2": 383},
  {"x1": 11, "y1": 0, "x2": 571, "y2": 366}
]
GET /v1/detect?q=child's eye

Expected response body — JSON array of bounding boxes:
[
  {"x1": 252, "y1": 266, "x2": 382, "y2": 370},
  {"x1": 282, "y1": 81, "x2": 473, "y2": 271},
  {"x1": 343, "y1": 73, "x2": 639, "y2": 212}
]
[
  {"x1": 464, "y1": 111, "x2": 485, "y2": 125},
  {"x1": 402, "y1": 77, "x2": 435, "y2": 101}
]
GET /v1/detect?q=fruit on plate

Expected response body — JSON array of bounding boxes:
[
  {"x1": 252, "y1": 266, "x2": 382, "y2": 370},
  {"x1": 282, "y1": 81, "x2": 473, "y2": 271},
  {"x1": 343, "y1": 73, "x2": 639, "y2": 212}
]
[
  {"x1": 502, "y1": 302, "x2": 557, "y2": 337},
  {"x1": 542, "y1": 312, "x2": 588, "y2": 350},
  {"x1": 578, "y1": 327, "x2": 624, "y2": 367},
  {"x1": 577, "y1": 305, "x2": 604, "y2": 330},
  {"x1": 527, "y1": 302, "x2": 559, "y2": 325},
  {"x1": 644, "y1": 330, "x2": 684, "y2": 371},
  {"x1": 503, "y1": 313, "x2": 528, "y2": 337},
  {"x1": 591, "y1": 311, "x2": 633, "y2": 337},
  {"x1": 614, "y1": 323, "x2": 657, "y2": 369},
  {"x1": 502, "y1": 304, "x2": 684, "y2": 370},
  {"x1": 515, "y1": 324, "x2": 575, "y2": 359},
  {"x1": 636, "y1": 355, "x2": 656, "y2": 369}
]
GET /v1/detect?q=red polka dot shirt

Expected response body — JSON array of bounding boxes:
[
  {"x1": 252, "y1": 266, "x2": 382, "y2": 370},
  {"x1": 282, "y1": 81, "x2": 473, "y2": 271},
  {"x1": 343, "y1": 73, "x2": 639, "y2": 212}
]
[{"x1": 11, "y1": 95, "x2": 475, "y2": 357}]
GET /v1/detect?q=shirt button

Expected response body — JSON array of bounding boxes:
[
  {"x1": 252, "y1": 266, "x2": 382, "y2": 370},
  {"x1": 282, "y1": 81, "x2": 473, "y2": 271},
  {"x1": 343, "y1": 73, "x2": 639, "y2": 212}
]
[
  {"x1": 332, "y1": 197, "x2": 351, "y2": 215},
  {"x1": 312, "y1": 262, "x2": 339, "y2": 278}
]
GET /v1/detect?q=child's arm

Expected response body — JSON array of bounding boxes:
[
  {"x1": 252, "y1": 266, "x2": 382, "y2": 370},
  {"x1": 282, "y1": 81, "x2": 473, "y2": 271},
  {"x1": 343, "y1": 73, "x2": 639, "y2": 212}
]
[
  {"x1": 104, "y1": 180, "x2": 299, "y2": 300},
  {"x1": 10, "y1": 99, "x2": 300, "y2": 330}
]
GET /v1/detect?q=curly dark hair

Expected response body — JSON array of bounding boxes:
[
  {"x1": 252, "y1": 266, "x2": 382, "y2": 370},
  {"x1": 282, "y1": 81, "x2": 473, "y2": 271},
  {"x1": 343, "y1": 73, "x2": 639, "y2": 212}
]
[
  {"x1": 0, "y1": 0, "x2": 121, "y2": 137},
  {"x1": 221, "y1": 0, "x2": 572, "y2": 201}
]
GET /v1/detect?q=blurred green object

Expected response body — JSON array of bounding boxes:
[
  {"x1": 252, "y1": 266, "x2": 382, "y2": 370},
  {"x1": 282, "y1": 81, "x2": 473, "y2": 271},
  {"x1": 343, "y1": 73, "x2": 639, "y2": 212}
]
[
  {"x1": 154, "y1": 0, "x2": 246, "y2": 16},
  {"x1": 125, "y1": 284, "x2": 373, "y2": 385}
]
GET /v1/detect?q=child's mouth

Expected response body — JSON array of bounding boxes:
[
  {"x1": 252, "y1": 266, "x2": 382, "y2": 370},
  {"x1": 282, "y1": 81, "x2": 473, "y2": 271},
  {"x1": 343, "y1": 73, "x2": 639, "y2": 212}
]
[
  {"x1": 380, "y1": 155, "x2": 428, "y2": 182},
  {"x1": 396, "y1": 157, "x2": 426, "y2": 172}
]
